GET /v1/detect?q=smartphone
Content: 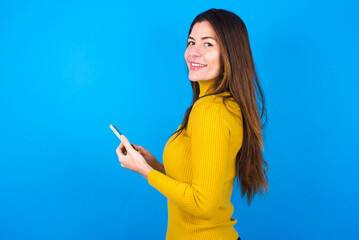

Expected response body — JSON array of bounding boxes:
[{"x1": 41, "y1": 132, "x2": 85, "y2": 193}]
[
  {"x1": 109, "y1": 124, "x2": 123, "y2": 140},
  {"x1": 110, "y1": 124, "x2": 137, "y2": 153}
]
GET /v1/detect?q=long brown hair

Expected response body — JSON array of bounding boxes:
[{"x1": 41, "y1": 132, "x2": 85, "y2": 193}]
[{"x1": 168, "y1": 8, "x2": 268, "y2": 205}]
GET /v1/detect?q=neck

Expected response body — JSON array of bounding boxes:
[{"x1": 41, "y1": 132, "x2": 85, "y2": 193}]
[{"x1": 197, "y1": 78, "x2": 217, "y2": 97}]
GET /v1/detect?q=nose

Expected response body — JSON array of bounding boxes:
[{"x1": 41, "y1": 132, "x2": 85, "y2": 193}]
[{"x1": 188, "y1": 44, "x2": 202, "y2": 58}]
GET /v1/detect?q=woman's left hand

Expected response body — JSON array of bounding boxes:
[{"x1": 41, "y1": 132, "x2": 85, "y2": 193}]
[{"x1": 116, "y1": 135, "x2": 154, "y2": 180}]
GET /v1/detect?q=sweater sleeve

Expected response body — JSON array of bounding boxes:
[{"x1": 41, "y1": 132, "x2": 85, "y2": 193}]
[{"x1": 148, "y1": 102, "x2": 230, "y2": 220}]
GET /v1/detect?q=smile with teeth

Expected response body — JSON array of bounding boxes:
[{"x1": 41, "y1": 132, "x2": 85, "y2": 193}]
[
  {"x1": 191, "y1": 63, "x2": 207, "y2": 67},
  {"x1": 190, "y1": 62, "x2": 207, "y2": 71}
]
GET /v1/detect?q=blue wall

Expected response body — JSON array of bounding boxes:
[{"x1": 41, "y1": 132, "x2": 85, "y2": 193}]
[{"x1": 1, "y1": 0, "x2": 358, "y2": 239}]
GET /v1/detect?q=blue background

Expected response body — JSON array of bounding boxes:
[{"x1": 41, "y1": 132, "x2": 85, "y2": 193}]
[{"x1": 1, "y1": 0, "x2": 358, "y2": 239}]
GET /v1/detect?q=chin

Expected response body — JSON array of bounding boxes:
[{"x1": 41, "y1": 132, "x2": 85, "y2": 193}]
[{"x1": 189, "y1": 74, "x2": 206, "y2": 82}]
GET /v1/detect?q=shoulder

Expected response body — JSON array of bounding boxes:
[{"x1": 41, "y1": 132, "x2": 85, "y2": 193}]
[
  {"x1": 192, "y1": 93, "x2": 241, "y2": 120},
  {"x1": 194, "y1": 92, "x2": 228, "y2": 107},
  {"x1": 189, "y1": 93, "x2": 243, "y2": 137},
  {"x1": 192, "y1": 96, "x2": 224, "y2": 117}
]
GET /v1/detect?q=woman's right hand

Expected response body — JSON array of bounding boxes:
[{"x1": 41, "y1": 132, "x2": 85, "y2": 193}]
[{"x1": 131, "y1": 143, "x2": 157, "y2": 166}]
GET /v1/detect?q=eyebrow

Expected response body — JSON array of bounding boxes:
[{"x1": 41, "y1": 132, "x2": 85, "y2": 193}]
[{"x1": 188, "y1": 36, "x2": 217, "y2": 41}]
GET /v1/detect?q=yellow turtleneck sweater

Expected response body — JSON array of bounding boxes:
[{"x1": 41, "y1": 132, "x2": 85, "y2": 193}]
[{"x1": 148, "y1": 79, "x2": 243, "y2": 240}]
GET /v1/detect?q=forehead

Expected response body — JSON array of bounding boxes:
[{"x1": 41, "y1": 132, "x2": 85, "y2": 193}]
[{"x1": 189, "y1": 21, "x2": 217, "y2": 39}]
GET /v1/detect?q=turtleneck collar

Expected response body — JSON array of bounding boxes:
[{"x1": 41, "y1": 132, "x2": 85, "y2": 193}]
[{"x1": 198, "y1": 78, "x2": 216, "y2": 98}]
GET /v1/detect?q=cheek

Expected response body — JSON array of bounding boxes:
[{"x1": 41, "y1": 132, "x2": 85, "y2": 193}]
[
  {"x1": 184, "y1": 50, "x2": 189, "y2": 62},
  {"x1": 215, "y1": 52, "x2": 222, "y2": 67},
  {"x1": 207, "y1": 52, "x2": 221, "y2": 68}
]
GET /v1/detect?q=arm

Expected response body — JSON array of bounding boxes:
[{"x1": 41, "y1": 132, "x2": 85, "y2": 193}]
[
  {"x1": 148, "y1": 158, "x2": 166, "y2": 175},
  {"x1": 132, "y1": 143, "x2": 166, "y2": 175},
  {"x1": 148, "y1": 102, "x2": 230, "y2": 220}
]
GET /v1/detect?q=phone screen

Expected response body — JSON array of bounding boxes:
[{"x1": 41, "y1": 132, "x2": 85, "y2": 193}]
[{"x1": 110, "y1": 124, "x2": 122, "y2": 140}]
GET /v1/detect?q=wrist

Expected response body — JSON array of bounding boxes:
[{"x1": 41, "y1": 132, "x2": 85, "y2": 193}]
[{"x1": 141, "y1": 163, "x2": 154, "y2": 180}]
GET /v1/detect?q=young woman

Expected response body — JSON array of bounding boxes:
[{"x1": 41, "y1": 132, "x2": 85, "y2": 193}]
[{"x1": 116, "y1": 8, "x2": 268, "y2": 240}]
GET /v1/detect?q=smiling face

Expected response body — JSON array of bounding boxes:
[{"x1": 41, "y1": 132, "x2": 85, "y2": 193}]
[{"x1": 185, "y1": 21, "x2": 223, "y2": 82}]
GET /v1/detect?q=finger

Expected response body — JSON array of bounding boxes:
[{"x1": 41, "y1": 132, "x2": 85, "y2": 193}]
[
  {"x1": 132, "y1": 143, "x2": 141, "y2": 150},
  {"x1": 116, "y1": 143, "x2": 125, "y2": 157},
  {"x1": 131, "y1": 144, "x2": 140, "y2": 153},
  {"x1": 120, "y1": 135, "x2": 133, "y2": 150},
  {"x1": 132, "y1": 143, "x2": 139, "y2": 149}
]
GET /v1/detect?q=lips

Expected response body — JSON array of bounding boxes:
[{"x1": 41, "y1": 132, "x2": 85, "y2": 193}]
[{"x1": 189, "y1": 61, "x2": 207, "y2": 71}]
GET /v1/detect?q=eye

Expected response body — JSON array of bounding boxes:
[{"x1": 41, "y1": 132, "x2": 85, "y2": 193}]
[
  {"x1": 205, "y1": 42, "x2": 213, "y2": 47},
  {"x1": 187, "y1": 41, "x2": 194, "y2": 46}
]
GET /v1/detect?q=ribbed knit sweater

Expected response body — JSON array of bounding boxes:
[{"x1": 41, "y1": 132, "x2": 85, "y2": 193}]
[{"x1": 148, "y1": 78, "x2": 243, "y2": 240}]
